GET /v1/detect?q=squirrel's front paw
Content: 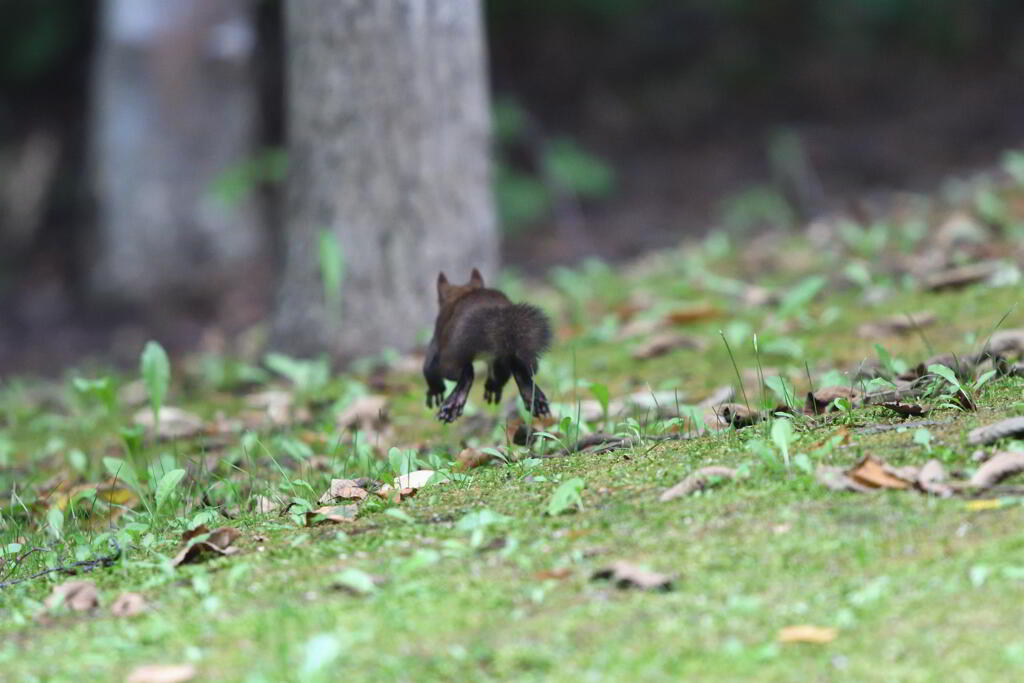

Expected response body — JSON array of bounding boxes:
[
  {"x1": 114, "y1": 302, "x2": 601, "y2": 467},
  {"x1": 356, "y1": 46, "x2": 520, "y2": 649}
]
[
  {"x1": 426, "y1": 391, "x2": 444, "y2": 408},
  {"x1": 483, "y1": 385, "x2": 503, "y2": 404}
]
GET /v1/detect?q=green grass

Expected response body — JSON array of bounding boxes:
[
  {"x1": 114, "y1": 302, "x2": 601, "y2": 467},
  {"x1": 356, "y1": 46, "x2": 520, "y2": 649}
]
[{"x1": 3, "y1": 182, "x2": 1024, "y2": 681}]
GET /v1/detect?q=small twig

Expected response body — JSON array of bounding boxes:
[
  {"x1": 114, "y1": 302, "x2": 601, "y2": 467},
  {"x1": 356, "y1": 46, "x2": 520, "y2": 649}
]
[
  {"x1": 0, "y1": 537, "x2": 121, "y2": 590},
  {"x1": 544, "y1": 430, "x2": 704, "y2": 459},
  {"x1": 854, "y1": 418, "x2": 952, "y2": 436}
]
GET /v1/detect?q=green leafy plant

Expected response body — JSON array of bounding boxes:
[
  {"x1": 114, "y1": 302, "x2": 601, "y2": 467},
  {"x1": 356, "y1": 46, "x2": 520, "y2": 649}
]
[
  {"x1": 718, "y1": 185, "x2": 795, "y2": 233},
  {"x1": 928, "y1": 362, "x2": 995, "y2": 411},
  {"x1": 778, "y1": 275, "x2": 826, "y2": 317},
  {"x1": 770, "y1": 418, "x2": 794, "y2": 467},
  {"x1": 319, "y1": 229, "x2": 345, "y2": 320},
  {"x1": 547, "y1": 477, "x2": 585, "y2": 516},
  {"x1": 830, "y1": 396, "x2": 858, "y2": 426},
  {"x1": 913, "y1": 428, "x2": 933, "y2": 453},
  {"x1": 543, "y1": 138, "x2": 615, "y2": 198},
  {"x1": 154, "y1": 468, "x2": 187, "y2": 511},
  {"x1": 71, "y1": 376, "x2": 118, "y2": 416},
  {"x1": 589, "y1": 381, "x2": 610, "y2": 427},
  {"x1": 264, "y1": 353, "x2": 330, "y2": 394},
  {"x1": 764, "y1": 376, "x2": 796, "y2": 408},
  {"x1": 140, "y1": 341, "x2": 170, "y2": 427},
  {"x1": 210, "y1": 147, "x2": 288, "y2": 207}
]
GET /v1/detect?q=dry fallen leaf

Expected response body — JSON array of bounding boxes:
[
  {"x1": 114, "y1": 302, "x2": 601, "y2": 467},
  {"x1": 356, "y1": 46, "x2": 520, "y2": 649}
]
[
  {"x1": 591, "y1": 561, "x2": 673, "y2": 591},
  {"x1": 111, "y1": 592, "x2": 147, "y2": 617},
  {"x1": 922, "y1": 260, "x2": 1004, "y2": 291},
  {"x1": 916, "y1": 459, "x2": 953, "y2": 498},
  {"x1": 660, "y1": 466, "x2": 736, "y2": 502},
  {"x1": 44, "y1": 580, "x2": 99, "y2": 612},
  {"x1": 170, "y1": 525, "x2": 241, "y2": 567},
  {"x1": 533, "y1": 567, "x2": 573, "y2": 581},
  {"x1": 631, "y1": 332, "x2": 706, "y2": 360},
  {"x1": 125, "y1": 664, "x2": 197, "y2": 683},
  {"x1": 662, "y1": 303, "x2": 720, "y2": 326},
  {"x1": 967, "y1": 417, "x2": 1024, "y2": 446},
  {"x1": 133, "y1": 406, "x2": 204, "y2": 440},
  {"x1": 779, "y1": 625, "x2": 838, "y2": 644},
  {"x1": 337, "y1": 395, "x2": 389, "y2": 431},
  {"x1": 616, "y1": 316, "x2": 664, "y2": 340},
  {"x1": 305, "y1": 505, "x2": 359, "y2": 526},
  {"x1": 805, "y1": 386, "x2": 862, "y2": 414},
  {"x1": 507, "y1": 416, "x2": 558, "y2": 445},
  {"x1": 969, "y1": 451, "x2": 1024, "y2": 490},
  {"x1": 713, "y1": 403, "x2": 760, "y2": 428},
  {"x1": 317, "y1": 479, "x2": 369, "y2": 505},
  {"x1": 857, "y1": 311, "x2": 936, "y2": 339},
  {"x1": 244, "y1": 389, "x2": 311, "y2": 428},
  {"x1": 981, "y1": 328, "x2": 1024, "y2": 359},
  {"x1": 816, "y1": 465, "x2": 872, "y2": 493},
  {"x1": 252, "y1": 495, "x2": 281, "y2": 515},
  {"x1": 456, "y1": 447, "x2": 499, "y2": 469},
  {"x1": 394, "y1": 469, "x2": 444, "y2": 491},
  {"x1": 848, "y1": 456, "x2": 912, "y2": 490},
  {"x1": 697, "y1": 385, "x2": 735, "y2": 408},
  {"x1": 376, "y1": 485, "x2": 417, "y2": 503},
  {"x1": 52, "y1": 479, "x2": 139, "y2": 513}
]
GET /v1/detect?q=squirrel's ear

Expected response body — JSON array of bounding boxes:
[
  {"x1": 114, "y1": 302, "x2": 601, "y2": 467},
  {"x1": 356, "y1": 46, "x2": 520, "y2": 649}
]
[
  {"x1": 437, "y1": 272, "x2": 450, "y2": 300},
  {"x1": 469, "y1": 268, "x2": 484, "y2": 287}
]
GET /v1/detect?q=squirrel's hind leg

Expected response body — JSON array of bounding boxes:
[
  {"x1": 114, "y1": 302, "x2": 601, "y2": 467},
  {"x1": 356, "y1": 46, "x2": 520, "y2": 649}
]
[
  {"x1": 510, "y1": 359, "x2": 550, "y2": 417},
  {"x1": 437, "y1": 364, "x2": 474, "y2": 423},
  {"x1": 484, "y1": 358, "x2": 511, "y2": 404}
]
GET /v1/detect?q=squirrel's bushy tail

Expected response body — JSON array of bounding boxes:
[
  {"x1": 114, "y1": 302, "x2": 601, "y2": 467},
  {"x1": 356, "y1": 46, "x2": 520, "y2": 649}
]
[{"x1": 461, "y1": 303, "x2": 552, "y2": 370}]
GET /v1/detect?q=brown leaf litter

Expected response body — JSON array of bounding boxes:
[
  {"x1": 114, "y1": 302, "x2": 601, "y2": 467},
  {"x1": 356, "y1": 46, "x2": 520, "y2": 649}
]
[
  {"x1": 241, "y1": 389, "x2": 312, "y2": 429},
  {"x1": 817, "y1": 455, "x2": 953, "y2": 497},
  {"x1": 133, "y1": 407, "x2": 204, "y2": 440},
  {"x1": 712, "y1": 403, "x2": 761, "y2": 428},
  {"x1": 456, "y1": 447, "x2": 501, "y2": 470},
  {"x1": 661, "y1": 303, "x2": 720, "y2": 325},
  {"x1": 305, "y1": 505, "x2": 359, "y2": 526},
  {"x1": 631, "y1": 332, "x2": 707, "y2": 360},
  {"x1": 857, "y1": 311, "x2": 936, "y2": 339},
  {"x1": 111, "y1": 592, "x2": 147, "y2": 617},
  {"x1": 969, "y1": 452, "x2": 1024, "y2": 490},
  {"x1": 317, "y1": 479, "x2": 369, "y2": 505},
  {"x1": 968, "y1": 417, "x2": 1024, "y2": 446},
  {"x1": 337, "y1": 395, "x2": 389, "y2": 431},
  {"x1": 922, "y1": 260, "x2": 1007, "y2": 291},
  {"x1": 805, "y1": 386, "x2": 862, "y2": 414},
  {"x1": 44, "y1": 580, "x2": 99, "y2": 612},
  {"x1": 170, "y1": 525, "x2": 241, "y2": 567}
]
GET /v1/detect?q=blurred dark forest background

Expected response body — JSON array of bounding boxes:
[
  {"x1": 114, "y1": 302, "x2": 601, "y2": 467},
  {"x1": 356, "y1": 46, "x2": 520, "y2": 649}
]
[{"x1": 2, "y1": 0, "x2": 1023, "y2": 373}]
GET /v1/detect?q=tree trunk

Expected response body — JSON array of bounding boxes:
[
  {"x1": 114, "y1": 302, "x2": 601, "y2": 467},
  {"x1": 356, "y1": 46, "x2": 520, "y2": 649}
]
[
  {"x1": 273, "y1": 0, "x2": 498, "y2": 361},
  {"x1": 90, "y1": 0, "x2": 266, "y2": 308}
]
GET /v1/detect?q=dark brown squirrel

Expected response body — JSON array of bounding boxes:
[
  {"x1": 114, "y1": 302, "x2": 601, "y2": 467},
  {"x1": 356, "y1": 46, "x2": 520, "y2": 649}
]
[{"x1": 423, "y1": 268, "x2": 552, "y2": 423}]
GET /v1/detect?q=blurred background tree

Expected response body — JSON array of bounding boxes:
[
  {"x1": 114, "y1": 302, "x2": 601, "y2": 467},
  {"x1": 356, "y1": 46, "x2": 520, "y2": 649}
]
[
  {"x1": 0, "y1": 0, "x2": 1022, "y2": 370},
  {"x1": 90, "y1": 0, "x2": 267, "y2": 311},
  {"x1": 272, "y1": 0, "x2": 497, "y2": 360}
]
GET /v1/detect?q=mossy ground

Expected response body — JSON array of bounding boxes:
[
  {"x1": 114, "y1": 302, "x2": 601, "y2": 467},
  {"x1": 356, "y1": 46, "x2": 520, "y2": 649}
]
[{"x1": 2, "y1": 197, "x2": 1024, "y2": 681}]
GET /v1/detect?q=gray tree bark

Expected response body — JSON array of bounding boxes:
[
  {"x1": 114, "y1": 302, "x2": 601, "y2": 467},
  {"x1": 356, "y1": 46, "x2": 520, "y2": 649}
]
[
  {"x1": 273, "y1": 0, "x2": 498, "y2": 361},
  {"x1": 90, "y1": 0, "x2": 266, "y2": 307}
]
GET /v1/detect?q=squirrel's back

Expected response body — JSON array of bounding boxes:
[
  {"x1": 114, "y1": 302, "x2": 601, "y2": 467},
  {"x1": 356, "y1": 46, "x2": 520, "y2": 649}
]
[{"x1": 439, "y1": 291, "x2": 551, "y2": 375}]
